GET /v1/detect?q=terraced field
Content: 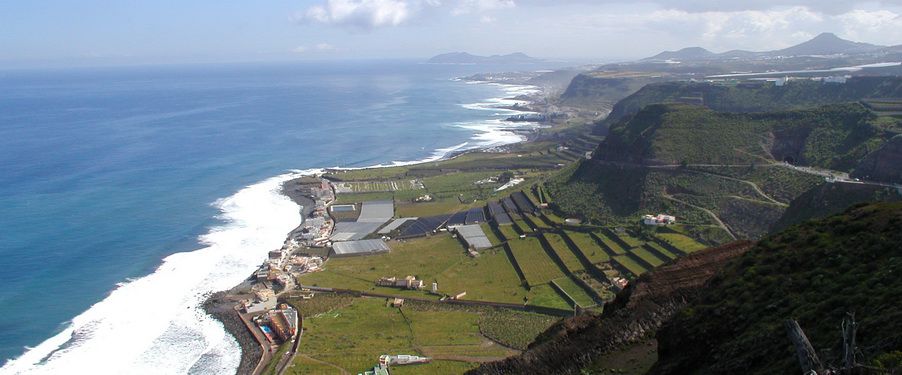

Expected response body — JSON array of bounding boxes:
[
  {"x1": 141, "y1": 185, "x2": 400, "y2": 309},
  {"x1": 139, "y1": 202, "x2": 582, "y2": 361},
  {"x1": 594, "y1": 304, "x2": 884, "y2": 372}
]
[
  {"x1": 508, "y1": 237, "x2": 566, "y2": 286},
  {"x1": 594, "y1": 231, "x2": 627, "y2": 254},
  {"x1": 644, "y1": 242, "x2": 678, "y2": 260},
  {"x1": 552, "y1": 277, "x2": 596, "y2": 308},
  {"x1": 612, "y1": 255, "x2": 648, "y2": 277},
  {"x1": 631, "y1": 247, "x2": 666, "y2": 267},
  {"x1": 565, "y1": 231, "x2": 610, "y2": 263},
  {"x1": 543, "y1": 233, "x2": 585, "y2": 272},
  {"x1": 497, "y1": 224, "x2": 520, "y2": 241},
  {"x1": 656, "y1": 232, "x2": 707, "y2": 252}
]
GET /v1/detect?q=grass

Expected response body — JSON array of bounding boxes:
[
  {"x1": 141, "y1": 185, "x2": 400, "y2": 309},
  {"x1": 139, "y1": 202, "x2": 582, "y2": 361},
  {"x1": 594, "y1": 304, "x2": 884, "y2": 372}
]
[
  {"x1": 395, "y1": 199, "x2": 470, "y2": 218},
  {"x1": 612, "y1": 231, "x2": 644, "y2": 248},
  {"x1": 656, "y1": 233, "x2": 707, "y2": 253},
  {"x1": 594, "y1": 231, "x2": 627, "y2": 254},
  {"x1": 497, "y1": 224, "x2": 520, "y2": 241},
  {"x1": 543, "y1": 233, "x2": 585, "y2": 272},
  {"x1": 334, "y1": 191, "x2": 395, "y2": 204},
  {"x1": 508, "y1": 237, "x2": 566, "y2": 286},
  {"x1": 299, "y1": 234, "x2": 466, "y2": 296},
  {"x1": 300, "y1": 234, "x2": 571, "y2": 310},
  {"x1": 612, "y1": 255, "x2": 647, "y2": 277},
  {"x1": 526, "y1": 284, "x2": 571, "y2": 310},
  {"x1": 645, "y1": 242, "x2": 677, "y2": 260},
  {"x1": 290, "y1": 298, "x2": 526, "y2": 375},
  {"x1": 565, "y1": 231, "x2": 610, "y2": 263},
  {"x1": 552, "y1": 277, "x2": 596, "y2": 308},
  {"x1": 477, "y1": 309, "x2": 560, "y2": 350},
  {"x1": 289, "y1": 298, "x2": 414, "y2": 374},
  {"x1": 630, "y1": 247, "x2": 666, "y2": 267},
  {"x1": 480, "y1": 223, "x2": 502, "y2": 246}
]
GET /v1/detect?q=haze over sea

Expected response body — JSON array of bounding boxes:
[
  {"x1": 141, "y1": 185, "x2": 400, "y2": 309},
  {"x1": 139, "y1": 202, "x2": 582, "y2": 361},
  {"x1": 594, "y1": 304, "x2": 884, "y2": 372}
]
[{"x1": 0, "y1": 60, "x2": 545, "y2": 374}]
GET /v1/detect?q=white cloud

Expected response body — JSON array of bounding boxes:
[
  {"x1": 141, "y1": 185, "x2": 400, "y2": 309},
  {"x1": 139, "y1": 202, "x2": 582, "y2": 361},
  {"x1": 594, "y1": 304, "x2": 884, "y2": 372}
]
[
  {"x1": 297, "y1": 0, "x2": 412, "y2": 29},
  {"x1": 480, "y1": 15, "x2": 496, "y2": 23},
  {"x1": 292, "y1": 46, "x2": 308, "y2": 53},
  {"x1": 316, "y1": 43, "x2": 337, "y2": 50},
  {"x1": 452, "y1": 0, "x2": 515, "y2": 15}
]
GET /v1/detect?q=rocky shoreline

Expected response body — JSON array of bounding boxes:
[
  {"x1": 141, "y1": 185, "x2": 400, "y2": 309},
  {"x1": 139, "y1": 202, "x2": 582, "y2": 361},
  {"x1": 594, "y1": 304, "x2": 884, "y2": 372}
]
[{"x1": 202, "y1": 283, "x2": 261, "y2": 375}]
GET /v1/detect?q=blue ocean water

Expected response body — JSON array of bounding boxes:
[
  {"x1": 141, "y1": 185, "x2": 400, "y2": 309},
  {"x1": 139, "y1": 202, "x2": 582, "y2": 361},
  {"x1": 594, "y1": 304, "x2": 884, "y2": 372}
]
[{"x1": 0, "y1": 60, "x2": 545, "y2": 372}]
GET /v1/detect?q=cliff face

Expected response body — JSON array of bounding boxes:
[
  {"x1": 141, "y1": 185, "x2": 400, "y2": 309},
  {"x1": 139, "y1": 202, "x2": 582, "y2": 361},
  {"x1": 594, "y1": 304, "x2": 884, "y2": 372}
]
[
  {"x1": 651, "y1": 202, "x2": 902, "y2": 375},
  {"x1": 852, "y1": 135, "x2": 902, "y2": 184},
  {"x1": 467, "y1": 241, "x2": 754, "y2": 375}
]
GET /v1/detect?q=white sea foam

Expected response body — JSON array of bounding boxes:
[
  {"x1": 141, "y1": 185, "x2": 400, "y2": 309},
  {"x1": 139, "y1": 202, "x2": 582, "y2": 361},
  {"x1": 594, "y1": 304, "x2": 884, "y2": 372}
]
[
  {"x1": 453, "y1": 82, "x2": 545, "y2": 148},
  {"x1": 0, "y1": 171, "x2": 317, "y2": 375}
]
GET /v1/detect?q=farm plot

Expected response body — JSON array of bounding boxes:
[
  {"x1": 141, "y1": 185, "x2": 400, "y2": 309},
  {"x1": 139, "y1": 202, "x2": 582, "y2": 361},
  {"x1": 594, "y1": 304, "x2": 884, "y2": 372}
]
[
  {"x1": 594, "y1": 232, "x2": 627, "y2": 255},
  {"x1": 508, "y1": 237, "x2": 565, "y2": 286},
  {"x1": 630, "y1": 247, "x2": 666, "y2": 267},
  {"x1": 565, "y1": 231, "x2": 610, "y2": 263},
  {"x1": 552, "y1": 277, "x2": 596, "y2": 308},
  {"x1": 656, "y1": 233, "x2": 707, "y2": 253},
  {"x1": 612, "y1": 255, "x2": 648, "y2": 277},
  {"x1": 543, "y1": 233, "x2": 584, "y2": 272}
]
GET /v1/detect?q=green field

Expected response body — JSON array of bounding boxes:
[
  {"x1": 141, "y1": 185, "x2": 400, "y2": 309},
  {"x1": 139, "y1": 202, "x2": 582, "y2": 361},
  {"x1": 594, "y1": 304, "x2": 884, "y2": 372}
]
[
  {"x1": 480, "y1": 223, "x2": 502, "y2": 246},
  {"x1": 497, "y1": 223, "x2": 520, "y2": 241},
  {"x1": 543, "y1": 233, "x2": 585, "y2": 272},
  {"x1": 645, "y1": 242, "x2": 677, "y2": 260},
  {"x1": 612, "y1": 231, "x2": 644, "y2": 248},
  {"x1": 656, "y1": 233, "x2": 707, "y2": 252},
  {"x1": 508, "y1": 237, "x2": 566, "y2": 286},
  {"x1": 288, "y1": 298, "x2": 531, "y2": 374},
  {"x1": 552, "y1": 277, "x2": 596, "y2": 308},
  {"x1": 594, "y1": 232, "x2": 627, "y2": 254},
  {"x1": 612, "y1": 255, "x2": 647, "y2": 277},
  {"x1": 631, "y1": 247, "x2": 666, "y2": 267},
  {"x1": 300, "y1": 234, "x2": 571, "y2": 309},
  {"x1": 565, "y1": 231, "x2": 610, "y2": 263}
]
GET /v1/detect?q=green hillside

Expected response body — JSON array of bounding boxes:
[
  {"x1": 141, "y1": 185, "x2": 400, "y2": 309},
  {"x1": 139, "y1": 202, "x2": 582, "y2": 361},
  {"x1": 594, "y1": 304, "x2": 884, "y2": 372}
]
[
  {"x1": 651, "y1": 202, "x2": 902, "y2": 374},
  {"x1": 597, "y1": 103, "x2": 899, "y2": 170},
  {"x1": 599, "y1": 76, "x2": 902, "y2": 130}
]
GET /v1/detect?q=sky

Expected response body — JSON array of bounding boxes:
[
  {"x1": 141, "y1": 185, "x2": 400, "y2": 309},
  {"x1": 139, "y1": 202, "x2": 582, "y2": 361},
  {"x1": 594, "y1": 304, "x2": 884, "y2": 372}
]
[{"x1": 2, "y1": 0, "x2": 902, "y2": 67}]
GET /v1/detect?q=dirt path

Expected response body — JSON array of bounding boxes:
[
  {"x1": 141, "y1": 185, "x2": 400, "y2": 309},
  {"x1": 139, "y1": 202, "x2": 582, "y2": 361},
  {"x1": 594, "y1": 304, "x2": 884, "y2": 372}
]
[
  {"x1": 295, "y1": 354, "x2": 350, "y2": 375},
  {"x1": 662, "y1": 194, "x2": 737, "y2": 240}
]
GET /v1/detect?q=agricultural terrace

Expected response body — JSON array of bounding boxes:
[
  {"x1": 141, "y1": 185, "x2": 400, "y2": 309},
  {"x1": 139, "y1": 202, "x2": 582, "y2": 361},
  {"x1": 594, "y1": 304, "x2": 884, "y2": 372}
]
[
  {"x1": 284, "y1": 296, "x2": 558, "y2": 375},
  {"x1": 655, "y1": 232, "x2": 707, "y2": 253},
  {"x1": 552, "y1": 277, "x2": 596, "y2": 308},
  {"x1": 543, "y1": 233, "x2": 584, "y2": 272},
  {"x1": 507, "y1": 237, "x2": 566, "y2": 286},
  {"x1": 565, "y1": 231, "x2": 610, "y2": 263}
]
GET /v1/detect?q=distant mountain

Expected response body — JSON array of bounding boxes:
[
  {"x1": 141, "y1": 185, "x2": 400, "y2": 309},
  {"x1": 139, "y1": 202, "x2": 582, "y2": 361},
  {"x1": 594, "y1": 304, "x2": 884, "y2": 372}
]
[
  {"x1": 427, "y1": 52, "x2": 540, "y2": 64},
  {"x1": 646, "y1": 47, "x2": 715, "y2": 61},
  {"x1": 772, "y1": 32, "x2": 883, "y2": 56},
  {"x1": 643, "y1": 32, "x2": 887, "y2": 61}
]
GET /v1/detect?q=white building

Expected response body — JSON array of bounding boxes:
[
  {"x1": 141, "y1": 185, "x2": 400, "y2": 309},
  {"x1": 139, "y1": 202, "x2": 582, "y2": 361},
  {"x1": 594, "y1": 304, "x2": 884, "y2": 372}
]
[{"x1": 642, "y1": 214, "x2": 676, "y2": 226}]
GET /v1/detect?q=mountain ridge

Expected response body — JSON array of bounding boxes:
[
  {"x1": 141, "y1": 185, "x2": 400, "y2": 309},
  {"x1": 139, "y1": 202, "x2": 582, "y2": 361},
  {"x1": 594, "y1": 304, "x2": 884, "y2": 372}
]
[{"x1": 643, "y1": 32, "x2": 888, "y2": 61}]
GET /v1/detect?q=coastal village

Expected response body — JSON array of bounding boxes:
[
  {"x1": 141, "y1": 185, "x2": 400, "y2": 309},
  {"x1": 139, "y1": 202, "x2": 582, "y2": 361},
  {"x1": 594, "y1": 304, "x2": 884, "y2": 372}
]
[{"x1": 226, "y1": 153, "x2": 693, "y2": 374}]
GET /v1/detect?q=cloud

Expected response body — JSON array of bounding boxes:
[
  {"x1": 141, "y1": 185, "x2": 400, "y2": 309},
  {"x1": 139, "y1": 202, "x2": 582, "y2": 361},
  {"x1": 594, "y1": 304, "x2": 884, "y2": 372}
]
[
  {"x1": 315, "y1": 43, "x2": 337, "y2": 51},
  {"x1": 480, "y1": 15, "x2": 496, "y2": 23},
  {"x1": 292, "y1": 43, "x2": 338, "y2": 54},
  {"x1": 297, "y1": 0, "x2": 412, "y2": 29},
  {"x1": 452, "y1": 0, "x2": 516, "y2": 15}
]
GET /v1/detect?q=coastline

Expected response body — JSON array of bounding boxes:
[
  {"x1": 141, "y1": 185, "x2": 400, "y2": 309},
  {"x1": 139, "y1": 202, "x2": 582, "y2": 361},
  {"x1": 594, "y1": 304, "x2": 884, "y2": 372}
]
[{"x1": 206, "y1": 80, "x2": 546, "y2": 374}]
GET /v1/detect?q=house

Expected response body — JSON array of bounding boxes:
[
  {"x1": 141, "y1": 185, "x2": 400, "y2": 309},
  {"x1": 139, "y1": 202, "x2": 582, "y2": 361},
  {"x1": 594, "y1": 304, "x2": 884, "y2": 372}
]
[
  {"x1": 642, "y1": 214, "x2": 676, "y2": 226},
  {"x1": 390, "y1": 298, "x2": 404, "y2": 307},
  {"x1": 376, "y1": 276, "x2": 424, "y2": 290}
]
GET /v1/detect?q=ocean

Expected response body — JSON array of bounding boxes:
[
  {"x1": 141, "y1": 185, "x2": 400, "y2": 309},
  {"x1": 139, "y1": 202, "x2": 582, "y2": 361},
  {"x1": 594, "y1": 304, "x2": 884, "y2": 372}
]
[{"x1": 0, "y1": 60, "x2": 545, "y2": 374}]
